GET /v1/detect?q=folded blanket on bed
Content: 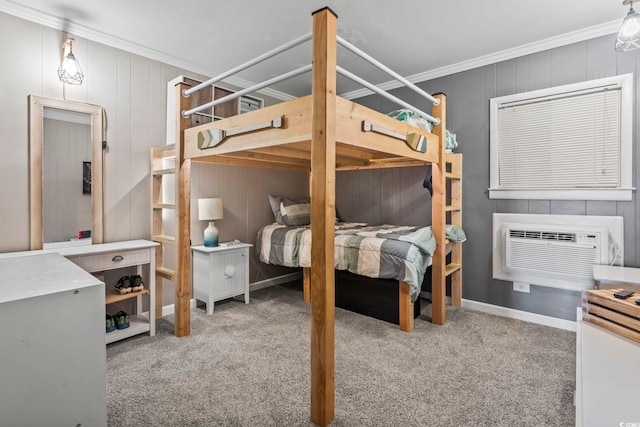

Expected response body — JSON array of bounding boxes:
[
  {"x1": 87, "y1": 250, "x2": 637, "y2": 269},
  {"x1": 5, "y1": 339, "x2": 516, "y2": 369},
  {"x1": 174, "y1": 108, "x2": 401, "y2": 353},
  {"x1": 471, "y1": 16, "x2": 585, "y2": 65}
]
[
  {"x1": 256, "y1": 222, "x2": 438, "y2": 302},
  {"x1": 388, "y1": 108, "x2": 459, "y2": 152}
]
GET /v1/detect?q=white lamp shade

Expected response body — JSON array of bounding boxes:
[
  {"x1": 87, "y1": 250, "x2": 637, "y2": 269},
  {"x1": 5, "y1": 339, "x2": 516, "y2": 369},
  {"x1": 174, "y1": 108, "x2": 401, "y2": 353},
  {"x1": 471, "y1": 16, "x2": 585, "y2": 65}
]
[{"x1": 198, "y1": 198, "x2": 223, "y2": 220}]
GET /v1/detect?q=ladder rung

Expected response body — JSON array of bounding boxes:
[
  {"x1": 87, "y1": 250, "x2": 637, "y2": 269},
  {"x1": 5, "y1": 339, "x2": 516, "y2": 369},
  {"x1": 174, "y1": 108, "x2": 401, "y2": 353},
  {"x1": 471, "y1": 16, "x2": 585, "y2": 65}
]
[
  {"x1": 156, "y1": 267, "x2": 176, "y2": 281},
  {"x1": 153, "y1": 144, "x2": 175, "y2": 155},
  {"x1": 152, "y1": 203, "x2": 175, "y2": 210},
  {"x1": 152, "y1": 235, "x2": 175, "y2": 244},
  {"x1": 152, "y1": 168, "x2": 176, "y2": 175},
  {"x1": 445, "y1": 263, "x2": 461, "y2": 276},
  {"x1": 445, "y1": 205, "x2": 461, "y2": 212},
  {"x1": 446, "y1": 172, "x2": 461, "y2": 179}
]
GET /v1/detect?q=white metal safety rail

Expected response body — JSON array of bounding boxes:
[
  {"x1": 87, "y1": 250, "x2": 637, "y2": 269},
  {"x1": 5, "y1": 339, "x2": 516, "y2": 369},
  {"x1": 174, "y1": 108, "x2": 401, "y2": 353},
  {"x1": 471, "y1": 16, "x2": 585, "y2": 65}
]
[{"x1": 180, "y1": 31, "x2": 441, "y2": 123}]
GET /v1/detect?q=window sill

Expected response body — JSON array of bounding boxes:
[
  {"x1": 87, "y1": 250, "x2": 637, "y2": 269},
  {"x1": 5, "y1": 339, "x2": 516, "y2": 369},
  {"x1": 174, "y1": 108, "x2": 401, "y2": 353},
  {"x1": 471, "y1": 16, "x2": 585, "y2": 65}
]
[{"x1": 488, "y1": 188, "x2": 635, "y2": 201}]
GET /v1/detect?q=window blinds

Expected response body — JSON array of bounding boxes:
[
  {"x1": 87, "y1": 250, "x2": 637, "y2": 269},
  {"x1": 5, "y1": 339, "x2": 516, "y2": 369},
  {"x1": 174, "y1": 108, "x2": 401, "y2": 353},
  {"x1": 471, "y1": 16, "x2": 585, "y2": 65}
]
[{"x1": 497, "y1": 88, "x2": 621, "y2": 189}]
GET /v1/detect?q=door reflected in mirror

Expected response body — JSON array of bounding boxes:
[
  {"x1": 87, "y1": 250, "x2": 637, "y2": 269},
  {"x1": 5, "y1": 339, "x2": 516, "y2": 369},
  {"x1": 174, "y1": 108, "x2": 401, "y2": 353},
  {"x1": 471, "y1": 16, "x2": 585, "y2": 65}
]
[
  {"x1": 29, "y1": 96, "x2": 104, "y2": 250},
  {"x1": 43, "y1": 107, "x2": 93, "y2": 247}
]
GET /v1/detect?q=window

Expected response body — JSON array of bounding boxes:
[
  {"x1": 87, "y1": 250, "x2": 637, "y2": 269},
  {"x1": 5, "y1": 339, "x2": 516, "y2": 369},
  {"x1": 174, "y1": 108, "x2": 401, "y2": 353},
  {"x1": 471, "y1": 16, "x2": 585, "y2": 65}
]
[{"x1": 489, "y1": 74, "x2": 634, "y2": 201}]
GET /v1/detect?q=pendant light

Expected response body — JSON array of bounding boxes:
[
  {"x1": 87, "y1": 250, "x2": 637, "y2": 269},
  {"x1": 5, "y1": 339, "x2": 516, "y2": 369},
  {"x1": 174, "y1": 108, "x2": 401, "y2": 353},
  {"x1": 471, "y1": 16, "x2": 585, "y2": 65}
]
[
  {"x1": 616, "y1": 0, "x2": 640, "y2": 52},
  {"x1": 58, "y1": 36, "x2": 84, "y2": 85}
]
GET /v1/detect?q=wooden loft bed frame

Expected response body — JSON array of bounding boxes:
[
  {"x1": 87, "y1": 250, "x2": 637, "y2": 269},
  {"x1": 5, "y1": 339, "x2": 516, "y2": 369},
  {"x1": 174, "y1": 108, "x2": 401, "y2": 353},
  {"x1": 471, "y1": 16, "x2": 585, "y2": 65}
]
[{"x1": 169, "y1": 7, "x2": 462, "y2": 426}]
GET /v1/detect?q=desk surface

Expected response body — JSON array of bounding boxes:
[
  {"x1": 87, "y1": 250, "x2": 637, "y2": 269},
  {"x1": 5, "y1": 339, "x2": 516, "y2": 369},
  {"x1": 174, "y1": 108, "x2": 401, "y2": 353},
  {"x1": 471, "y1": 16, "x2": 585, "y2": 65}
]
[
  {"x1": 0, "y1": 239, "x2": 159, "y2": 260},
  {"x1": 593, "y1": 265, "x2": 640, "y2": 285}
]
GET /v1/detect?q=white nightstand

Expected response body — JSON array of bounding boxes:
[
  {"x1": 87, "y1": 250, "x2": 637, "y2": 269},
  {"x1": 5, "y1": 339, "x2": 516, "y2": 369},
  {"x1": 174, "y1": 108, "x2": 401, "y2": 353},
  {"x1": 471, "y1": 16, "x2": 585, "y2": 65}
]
[{"x1": 191, "y1": 243, "x2": 252, "y2": 315}]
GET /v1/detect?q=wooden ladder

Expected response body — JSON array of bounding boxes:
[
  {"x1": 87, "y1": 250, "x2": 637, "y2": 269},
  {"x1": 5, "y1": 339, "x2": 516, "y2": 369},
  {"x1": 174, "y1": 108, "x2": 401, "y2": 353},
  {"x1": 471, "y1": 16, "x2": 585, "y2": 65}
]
[
  {"x1": 445, "y1": 152, "x2": 463, "y2": 307},
  {"x1": 151, "y1": 145, "x2": 177, "y2": 320}
]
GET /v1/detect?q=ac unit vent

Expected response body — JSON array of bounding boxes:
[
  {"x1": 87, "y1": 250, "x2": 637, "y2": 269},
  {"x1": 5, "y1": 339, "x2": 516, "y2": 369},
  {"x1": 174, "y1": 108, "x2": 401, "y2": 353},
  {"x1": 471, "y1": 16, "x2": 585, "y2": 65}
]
[
  {"x1": 509, "y1": 229, "x2": 577, "y2": 243},
  {"x1": 493, "y1": 214, "x2": 624, "y2": 292},
  {"x1": 506, "y1": 230, "x2": 600, "y2": 280}
]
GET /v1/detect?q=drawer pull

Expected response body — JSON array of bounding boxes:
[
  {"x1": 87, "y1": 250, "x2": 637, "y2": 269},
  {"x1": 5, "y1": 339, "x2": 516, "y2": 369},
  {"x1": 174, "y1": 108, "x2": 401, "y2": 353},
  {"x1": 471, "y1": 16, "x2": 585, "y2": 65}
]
[{"x1": 112, "y1": 255, "x2": 124, "y2": 262}]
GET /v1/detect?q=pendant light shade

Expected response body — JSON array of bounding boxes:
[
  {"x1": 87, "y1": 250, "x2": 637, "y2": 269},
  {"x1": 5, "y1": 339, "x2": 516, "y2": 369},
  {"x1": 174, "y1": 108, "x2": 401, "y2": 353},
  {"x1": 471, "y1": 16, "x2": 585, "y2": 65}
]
[
  {"x1": 616, "y1": 0, "x2": 640, "y2": 52},
  {"x1": 58, "y1": 36, "x2": 84, "y2": 85}
]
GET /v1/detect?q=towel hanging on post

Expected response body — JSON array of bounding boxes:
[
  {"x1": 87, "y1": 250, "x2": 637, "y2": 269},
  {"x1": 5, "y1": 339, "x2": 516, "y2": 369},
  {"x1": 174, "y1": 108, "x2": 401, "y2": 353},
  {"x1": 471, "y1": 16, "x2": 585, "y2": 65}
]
[{"x1": 423, "y1": 165, "x2": 433, "y2": 196}]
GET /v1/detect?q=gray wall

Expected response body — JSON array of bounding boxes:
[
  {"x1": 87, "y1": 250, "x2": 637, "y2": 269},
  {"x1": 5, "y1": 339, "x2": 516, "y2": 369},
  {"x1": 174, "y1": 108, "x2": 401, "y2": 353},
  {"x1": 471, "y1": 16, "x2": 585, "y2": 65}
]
[
  {"x1": 0, "y1": 12, "x2": 307, "y2": 305},
  {"x1": 350, "y1": 33, "x2": 639, "y2": 321}
]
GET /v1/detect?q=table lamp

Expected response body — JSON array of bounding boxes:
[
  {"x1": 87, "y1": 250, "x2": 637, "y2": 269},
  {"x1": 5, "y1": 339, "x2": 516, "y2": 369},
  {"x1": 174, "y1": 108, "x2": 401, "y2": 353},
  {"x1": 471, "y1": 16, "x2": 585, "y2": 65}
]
[{"x1": 198, "y1": 198, "x2": 223, "y2": 247}]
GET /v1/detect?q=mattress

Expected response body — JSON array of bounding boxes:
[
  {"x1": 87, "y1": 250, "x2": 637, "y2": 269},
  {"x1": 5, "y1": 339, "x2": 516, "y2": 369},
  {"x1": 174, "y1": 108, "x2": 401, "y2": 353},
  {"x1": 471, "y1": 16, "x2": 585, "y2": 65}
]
[{"x1": 257, "y1": 222, "x2": 437, "y2": 302}]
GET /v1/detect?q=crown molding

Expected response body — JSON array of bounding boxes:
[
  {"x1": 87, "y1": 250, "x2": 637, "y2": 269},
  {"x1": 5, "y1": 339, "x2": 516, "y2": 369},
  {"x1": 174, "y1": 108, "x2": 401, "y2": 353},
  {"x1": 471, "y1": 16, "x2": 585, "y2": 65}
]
[
  {"x1": 0, "y1": 0, "x2": 296, "y2": 101},
  {"x1": 339, "y1": 20, "x2": 621, "y2": 100},
  {"x1": 0, "y1": 1, "x2": 621, "y2": 103}
]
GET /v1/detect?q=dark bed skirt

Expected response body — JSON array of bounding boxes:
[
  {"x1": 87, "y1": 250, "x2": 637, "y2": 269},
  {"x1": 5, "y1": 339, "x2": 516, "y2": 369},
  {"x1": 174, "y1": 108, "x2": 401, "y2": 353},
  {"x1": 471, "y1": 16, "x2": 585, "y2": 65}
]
[{"x1": 334, "y1": 270, "x2": 425, "y2": 325}]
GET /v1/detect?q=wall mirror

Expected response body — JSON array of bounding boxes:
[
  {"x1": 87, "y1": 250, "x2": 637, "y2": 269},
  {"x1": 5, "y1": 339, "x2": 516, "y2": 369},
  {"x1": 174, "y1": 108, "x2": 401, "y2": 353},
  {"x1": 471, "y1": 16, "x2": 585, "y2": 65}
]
[{"x1": 29, "y1": 95, "x2": 105, "y2": 250}]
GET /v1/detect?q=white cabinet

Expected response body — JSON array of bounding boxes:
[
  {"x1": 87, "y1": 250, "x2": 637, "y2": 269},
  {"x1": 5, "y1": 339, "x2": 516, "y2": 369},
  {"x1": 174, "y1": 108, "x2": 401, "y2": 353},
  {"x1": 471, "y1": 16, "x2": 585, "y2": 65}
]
[
  {"x1": 0, "y1": 253, "x2": 107, "y2": 427},
  {"x1": 575, "y1": 308, "x2": 640, "y2": 426},
  {"x1": 576, "y1": 266, "x2": 640, "y2": 426},
  {"x1": 192, "y1": 243, "x2": 251, "y2": 314}
]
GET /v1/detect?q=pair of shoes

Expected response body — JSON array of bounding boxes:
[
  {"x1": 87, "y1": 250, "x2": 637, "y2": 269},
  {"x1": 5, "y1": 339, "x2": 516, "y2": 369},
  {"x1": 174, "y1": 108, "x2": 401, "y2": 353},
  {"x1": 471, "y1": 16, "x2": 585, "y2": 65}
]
[
  {"x1": 114, "y1": 311, "x2": 129, "y2": 330},
  {"x1": 115, "y1": 275, "x2": 145, "y2": 294},
  {"x1": 106, "y1": 314, "x2": 116, "y2": 333},
  {"x1": 130, "y1": 275, "x2": 144, "y2": 292}
]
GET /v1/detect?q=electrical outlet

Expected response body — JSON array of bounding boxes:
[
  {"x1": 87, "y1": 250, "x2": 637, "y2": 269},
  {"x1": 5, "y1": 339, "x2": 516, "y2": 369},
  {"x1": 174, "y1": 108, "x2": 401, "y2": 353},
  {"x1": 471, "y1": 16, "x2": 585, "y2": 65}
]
[{"x1": 513, "y1": 282, "x2": 530, "y2": 293}]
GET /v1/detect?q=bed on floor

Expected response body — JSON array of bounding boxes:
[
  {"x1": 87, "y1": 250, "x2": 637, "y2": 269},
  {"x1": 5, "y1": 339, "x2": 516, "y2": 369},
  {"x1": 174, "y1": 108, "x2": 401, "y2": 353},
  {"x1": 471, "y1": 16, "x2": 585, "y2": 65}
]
[
  {"x1": 170, "y1": 7, "x2": 462, "y2": 425},
  {"x1": 257, "y1": 221, "x2": 465, "y2": 325}
]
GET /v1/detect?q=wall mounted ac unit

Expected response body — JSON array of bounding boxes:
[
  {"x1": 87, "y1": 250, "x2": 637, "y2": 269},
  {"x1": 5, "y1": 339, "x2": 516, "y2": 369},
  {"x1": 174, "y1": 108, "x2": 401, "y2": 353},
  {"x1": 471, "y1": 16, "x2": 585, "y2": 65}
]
[{"x1": 493, "y1": 214, "x2": 623, "y2": 292}]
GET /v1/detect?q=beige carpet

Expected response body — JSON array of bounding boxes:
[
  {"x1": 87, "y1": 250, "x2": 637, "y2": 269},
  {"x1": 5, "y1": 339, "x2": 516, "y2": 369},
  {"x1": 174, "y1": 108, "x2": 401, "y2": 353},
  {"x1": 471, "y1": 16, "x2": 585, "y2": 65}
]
[{"x1": 106, "y1": 282, "x2": 576, "y2": 426}]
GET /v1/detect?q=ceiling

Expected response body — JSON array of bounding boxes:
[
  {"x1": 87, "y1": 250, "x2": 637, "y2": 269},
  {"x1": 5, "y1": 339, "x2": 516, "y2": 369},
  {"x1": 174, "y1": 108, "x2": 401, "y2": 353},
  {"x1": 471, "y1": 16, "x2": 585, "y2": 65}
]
[{"x1": 0, "y1": 0, "x2": 626, "y2": 100}]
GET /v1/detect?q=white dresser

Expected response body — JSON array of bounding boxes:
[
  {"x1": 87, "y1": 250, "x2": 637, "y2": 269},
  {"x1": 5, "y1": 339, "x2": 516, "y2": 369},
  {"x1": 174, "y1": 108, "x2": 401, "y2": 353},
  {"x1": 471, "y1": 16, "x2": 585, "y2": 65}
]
[
  {"x1": 0, "y1": 253, "x2": 107, "y2": 427},
  {"x1": 192, "y1": 243, "x2": 251, "y2": 314}
]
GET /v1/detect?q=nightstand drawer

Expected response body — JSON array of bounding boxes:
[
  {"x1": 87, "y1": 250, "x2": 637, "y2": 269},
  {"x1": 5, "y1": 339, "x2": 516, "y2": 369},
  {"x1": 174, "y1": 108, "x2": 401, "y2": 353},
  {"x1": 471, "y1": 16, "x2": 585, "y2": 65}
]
[{"x1": 78, "y1": 249, "x2": 150, "y2": 272}]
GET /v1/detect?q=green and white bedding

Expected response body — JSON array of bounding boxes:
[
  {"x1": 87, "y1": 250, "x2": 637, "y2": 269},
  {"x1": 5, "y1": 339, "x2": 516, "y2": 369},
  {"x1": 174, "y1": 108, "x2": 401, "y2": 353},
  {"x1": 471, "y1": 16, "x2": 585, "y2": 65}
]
[
  {"x1": 257, "y1": 222, "x2": 446, "y2": 302},
  {"x1": 388, "y1": 109, "x2": 459, "y2": 152}
]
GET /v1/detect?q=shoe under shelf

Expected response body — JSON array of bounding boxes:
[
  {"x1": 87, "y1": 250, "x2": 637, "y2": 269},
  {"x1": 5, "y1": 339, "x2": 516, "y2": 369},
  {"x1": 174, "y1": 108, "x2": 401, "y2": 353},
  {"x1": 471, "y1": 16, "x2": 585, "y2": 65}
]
[{"x1": 105, "y1": 314, "x2": 151, "y2": 344}]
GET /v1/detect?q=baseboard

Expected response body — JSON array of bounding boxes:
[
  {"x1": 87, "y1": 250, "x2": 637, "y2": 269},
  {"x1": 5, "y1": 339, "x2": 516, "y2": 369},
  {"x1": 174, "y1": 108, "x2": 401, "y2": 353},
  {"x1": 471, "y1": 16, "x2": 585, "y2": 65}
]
[
  {"x1": 159, "y1": 272, "x2": 302, "y2": 317},
  {"x1": 461, "y1": 299, "x2": 577, "y2": 332},
  {"x1": 161, "y1": 299, "x2": 197, "y2": 317},
  {"x1": 420, "y1": 291, "x2": 576, "y2": 331},
  {"x1": 249, "y1": 271, "x2": 303, "y2": 291},
  {"x1": 160, "y1": 279, "x2": 575, "y2": 331}
]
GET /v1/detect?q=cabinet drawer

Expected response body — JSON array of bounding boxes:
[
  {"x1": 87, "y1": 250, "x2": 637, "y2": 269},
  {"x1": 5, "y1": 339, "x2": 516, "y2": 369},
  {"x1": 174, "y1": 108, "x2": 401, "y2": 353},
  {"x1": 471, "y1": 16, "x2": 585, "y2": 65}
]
[{"x1": 78, "y1": 249, "x2": 150, "y2": 272}]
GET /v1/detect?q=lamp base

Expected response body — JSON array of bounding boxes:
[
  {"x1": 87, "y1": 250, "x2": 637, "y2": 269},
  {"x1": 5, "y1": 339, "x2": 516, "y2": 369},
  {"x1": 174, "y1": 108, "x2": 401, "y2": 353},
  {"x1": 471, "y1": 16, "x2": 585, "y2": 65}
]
[{"x1": 204, "y1": 221, "x2": 219, "y2": 247}]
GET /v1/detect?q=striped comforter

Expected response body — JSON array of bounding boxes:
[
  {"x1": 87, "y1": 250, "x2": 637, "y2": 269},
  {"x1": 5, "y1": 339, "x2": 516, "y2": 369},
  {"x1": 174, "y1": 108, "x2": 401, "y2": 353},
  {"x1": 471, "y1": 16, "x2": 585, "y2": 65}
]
[{"x1": 256, "y1": 222, "x2": 436, "y2": 302}]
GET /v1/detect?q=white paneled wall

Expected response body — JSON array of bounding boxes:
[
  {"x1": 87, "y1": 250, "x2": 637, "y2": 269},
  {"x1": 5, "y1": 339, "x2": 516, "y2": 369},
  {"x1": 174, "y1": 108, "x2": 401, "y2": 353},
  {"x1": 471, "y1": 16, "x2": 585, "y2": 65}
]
[{"x1": 0, "y1": 11, "x2": 307, "y2": 305}]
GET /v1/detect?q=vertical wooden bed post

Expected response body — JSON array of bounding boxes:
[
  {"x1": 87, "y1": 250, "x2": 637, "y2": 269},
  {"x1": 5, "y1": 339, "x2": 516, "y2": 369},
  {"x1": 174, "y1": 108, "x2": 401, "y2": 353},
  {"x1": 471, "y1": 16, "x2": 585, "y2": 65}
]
[
  {"x1": 310, "y1": 7, "x2": 337, "y2": 427},
  {"x1": 431, "y1": 93, "x2": 447, "y2": 325},
  {"x1": 175, "y1": 82, "x2": 192, "y2": 337}
]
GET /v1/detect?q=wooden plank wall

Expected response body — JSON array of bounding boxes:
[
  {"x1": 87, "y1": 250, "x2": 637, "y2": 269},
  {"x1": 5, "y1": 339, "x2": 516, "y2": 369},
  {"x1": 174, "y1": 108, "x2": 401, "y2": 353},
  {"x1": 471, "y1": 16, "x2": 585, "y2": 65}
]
[
  {"x1": 0, "y1": 12, "x2": 307, "y2": 308},
  {"x1": 349, "y1": 32, "x2": 640, "y2": 322}
]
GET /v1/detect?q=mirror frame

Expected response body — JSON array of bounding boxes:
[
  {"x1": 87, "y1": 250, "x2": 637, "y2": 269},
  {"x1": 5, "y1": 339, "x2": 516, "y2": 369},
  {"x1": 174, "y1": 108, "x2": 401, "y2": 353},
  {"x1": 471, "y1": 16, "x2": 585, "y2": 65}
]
[{"x1": 29, "y1": 95, "x2": 105, "y2": 250}]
